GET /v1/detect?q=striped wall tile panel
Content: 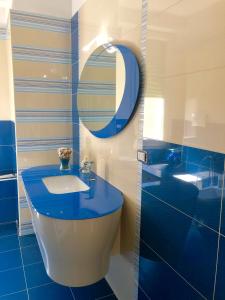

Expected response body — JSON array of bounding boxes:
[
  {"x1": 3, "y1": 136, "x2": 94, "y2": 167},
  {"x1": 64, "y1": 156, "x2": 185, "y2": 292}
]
[
  {"x1": 20, "y1": 196, "x2": 28, "y2": 208},
  {"x1": 11, "y1": 10, "x2": 73, "y2": 236},
  {"x1": 78, "y1": 81, "x2": 115, "y2": 95},
  {"x1": 11, "y1": 10, "x2": 71, "y2": 33},
  {"x1": 0, "y1": 27, "x2": 9, "y2": 40},
  {"x1": 13, "y1": 45, "x2": 71, "y2": 64},
  {"x1": 17, "y1": 137, "x2": 72, "y2": 152},
  {"x1": 14, "y1": 78, "x2": 72, "y2": 94},
  {"x1": 20, "y1": 221, "x2": 34, "y2": 236},
  {"x1": 87, "y1": 55, "x2": 116, "y2": 67},
  {"x1": 16, "y1": 109, "x2": 72, "y2": 123}
]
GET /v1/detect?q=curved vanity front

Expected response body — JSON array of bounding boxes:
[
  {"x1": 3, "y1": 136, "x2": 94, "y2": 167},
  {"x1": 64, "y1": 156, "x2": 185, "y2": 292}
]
[{"x1": 22, "y1": 165, "x2": 124, "y2": 287}]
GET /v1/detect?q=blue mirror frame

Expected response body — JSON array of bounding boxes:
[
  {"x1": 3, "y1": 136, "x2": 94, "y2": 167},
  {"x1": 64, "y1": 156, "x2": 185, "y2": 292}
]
[{"x1": 78, "y1": 44, "x2": 140, "y2": 138}]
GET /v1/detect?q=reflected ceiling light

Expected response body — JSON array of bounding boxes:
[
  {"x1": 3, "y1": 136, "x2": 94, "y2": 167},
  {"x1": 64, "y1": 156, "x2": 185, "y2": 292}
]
[
  {"x1": 103, "y1": 43, "x2": 117, "y2": 54},
  {"x1": 173, "y1": 174, "x2": 201, "y2": 183},
  {"x1": 82, "y1": 31, "x2": 113, "y2": 52}
]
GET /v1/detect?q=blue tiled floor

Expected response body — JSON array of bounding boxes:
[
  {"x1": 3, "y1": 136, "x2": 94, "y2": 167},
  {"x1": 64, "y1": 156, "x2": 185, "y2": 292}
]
[{"x1": 0, "y1": 223, "x2": 117, "y2": 300}]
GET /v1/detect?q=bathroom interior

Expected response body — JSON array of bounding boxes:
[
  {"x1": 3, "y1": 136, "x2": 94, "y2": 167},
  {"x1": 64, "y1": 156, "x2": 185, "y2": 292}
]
[{"x1": 0, "y1": 0, "x2": 225, "y2": 299}]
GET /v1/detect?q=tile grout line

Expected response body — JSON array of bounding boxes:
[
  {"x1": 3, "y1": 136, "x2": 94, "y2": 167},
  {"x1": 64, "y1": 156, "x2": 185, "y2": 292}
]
[
  {"x1": 95, "y1": 293, "x2": 115, "y2": 300},
  {"x1": 142, "y1": 188, "x2": 220, "y2": 235},
  {"x1": 212, "y1": 167, "x2": 225, "y2": 299},
  {"x1": 0, "y1": 247, "x2": 20, "y2": 254},
  {"x1": 28, "y1": 282, "x2": 53, "y2": 291},
  {"x1": 141, "y1": 239, "x2": 207, "y2": 300},
  {"x1": 0, "y1": 289, "x2": 27, "y2": 299},
  {"x1": 69, "y1": 287, "x2": 76, "y2": 300},
  {"x1": 18, "y1": 236, "x2": 30, "y2": 300},
  {"x1": 138, "y1": 284, "x2": 151, "y2": 300}
]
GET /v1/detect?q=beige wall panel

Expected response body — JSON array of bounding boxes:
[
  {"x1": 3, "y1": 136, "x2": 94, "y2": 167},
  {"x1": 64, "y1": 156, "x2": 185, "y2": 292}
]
[
  {"x1": 18, "y1": 150, "x2": 59, "y2": 170},
  {"x1": 145, "y1": 0, "x2": 225, "y2": 153},
  {"x1": 13, "y1": 60, "x2": 71, "y2": 81},
  {"x1": 20, "y1": 207, "x2": 31, "y2": 223},
  {"x1": 16, "y1": 123, "x2": 72, "y2": 139},
  {"x1": 79, "y1": 0, "x2": 142, "y2": 299},
  {"x1": 0, "y1": 38, "x2": 15, "y2": 120},
  {"x1": 15, "y1": 93, "x2": 71, "y2": 110},
  {"x1": 11, "y1": 26, "x2": 71, "y2": 50}
]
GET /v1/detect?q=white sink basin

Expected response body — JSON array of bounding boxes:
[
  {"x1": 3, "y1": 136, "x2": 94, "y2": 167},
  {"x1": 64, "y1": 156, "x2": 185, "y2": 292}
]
[{"x1": 42, "y1": 175, "x2": 89, "y2": 194}]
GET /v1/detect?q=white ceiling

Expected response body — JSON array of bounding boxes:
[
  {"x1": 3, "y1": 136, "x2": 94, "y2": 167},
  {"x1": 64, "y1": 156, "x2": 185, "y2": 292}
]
[{"x1": 12, "y1": 0, "x2": 86, "y2": 19}]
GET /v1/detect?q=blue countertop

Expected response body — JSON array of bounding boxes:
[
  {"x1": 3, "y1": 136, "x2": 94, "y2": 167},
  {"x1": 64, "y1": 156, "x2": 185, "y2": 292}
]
[{"x1": 22, "y1": 165, "x2": 124, "y2": 220}]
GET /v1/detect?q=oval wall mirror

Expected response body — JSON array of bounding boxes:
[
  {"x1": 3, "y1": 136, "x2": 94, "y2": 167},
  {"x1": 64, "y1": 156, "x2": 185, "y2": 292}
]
[{"x1": 77, "y1": 43, "x2": 140, "y2": 138}]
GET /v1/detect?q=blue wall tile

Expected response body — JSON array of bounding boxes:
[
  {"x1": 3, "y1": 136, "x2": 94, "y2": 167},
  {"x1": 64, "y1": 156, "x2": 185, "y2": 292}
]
[
  {"x1": 0, "y1": 179, "x2": 18, "y2": 223},
  {"x1": 21, "y1": 244, "x2": 42, "y2": 266},
  {"x1": 214, "y1": 235, "x2": 225, "y2": 300},
  {"x1": 29, "y1": 283, "x2": 73, "y2": 300},
  {"x1": 139, "y1": 139, "x2": 225, "y2": 299},
  {"x1": 0, "y1": 197, "x2": 18, "y2": 223},
  {"x1": 0, "y1": 120, "x2": 18, "y2": 223},
  {"x1": 0, "y1": 291, "x2": 28, "y2": 300},
  {"x1": 0, "y1": 178, "x2": 18, "y2": 202},
  {"x1": 0, "y1": 222, "x2": 17, "y2": 237},
  {"x1": 139, "y1": 242, "x2": 204, "y2": 300},
  {"x1": 0, "y1": 121, "x2": 15, "y2": 146},
  {"x1": 0, "y1": 267, "x2": 26, "y2": 297},
  {"x1": 0, "y1": 235, "x2": 19, "y2": 252},
  {"x1": 0, "y1": 146, "x2": 16, "y2": 175},
  {"x1": 71, "y1": 279, "x2": 113, "y2": 300},
  {"x1": 140, "y1": 189, "x2": 218, "y2": 299},
  {"x1": 219, "y1": 179, "x2": 225, "y2": 236},
  {"x1": 0, "y1": 249, "x2": 22, "y2": 271},
  {"x1": 24, "y1": 262, "x2": 52, "y2": 288},
  {"x1": 142, "y1": 139, "x2": 224, "y2": 231}
]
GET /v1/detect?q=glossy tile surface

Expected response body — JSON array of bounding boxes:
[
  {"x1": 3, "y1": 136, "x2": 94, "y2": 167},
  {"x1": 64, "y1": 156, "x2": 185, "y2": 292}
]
[
  {"x1": 140, "y1": 190, "x2": 218, "y2": 299},
  {"x1": 0, "y1": 121, "x2": 18, "y2": 223},
  {"x1": 0, "y1": 180, "x2": 18, "y2": 225},
  {"x1": 0, "y1": 223, "x2": 117, "y2": 299},
  {"x1": 145, "y1": 0, "x2": 225, "y2": 153},
  {"x1": 139, "y1": 242, "x2": 203, "y2": 300},
  {"x1": 142, "y1": 140, "x2": 225, "y2": 232},
  {"x1": 22, "y1": 165, "x2": 123, "y2": 220},
  {"x1": 139, "y1": 138, "x2": 225, "y2": 299},
  {"x1": 140, "y1": 1, "x2": 225, "y2": 297}
]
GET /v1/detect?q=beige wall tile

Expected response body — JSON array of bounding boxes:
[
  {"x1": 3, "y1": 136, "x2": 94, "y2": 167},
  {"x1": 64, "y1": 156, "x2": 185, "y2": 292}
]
[
  {"x1": 79, "y1": 0, "x2": 142, "y2": 299},
  {"x1": 13, "y1": 60, "x2": 71, "y2": 81},
  {"x1": 0, "y1": 38, "x2": 15, "y2": 120},
  {"x1": 11, "y1": 26, "x2": 71, "y2": 50},
  {"x1": 16, "y1": 123, "x2": 72, "y2": 139},
  {"x1": 11, "y1": 12, "x2": 72, "y2": 235},
  {"x1": 145, "y1": 0, "x2": 225, "y2": 154},
  {"x1": 18, "y1": 150, "x2": 59, "y2": 169},
  {"x1": 14, "y1": 93, "x2": 71, "y2": 110}
]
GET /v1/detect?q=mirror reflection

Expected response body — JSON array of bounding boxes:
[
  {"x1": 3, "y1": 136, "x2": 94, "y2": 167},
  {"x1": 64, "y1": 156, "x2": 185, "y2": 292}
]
[{"x1": 77, "y1": 44, "x2": 126, "y2": 132}]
